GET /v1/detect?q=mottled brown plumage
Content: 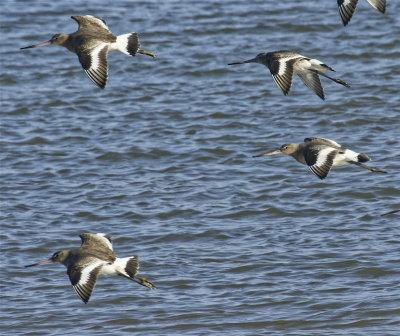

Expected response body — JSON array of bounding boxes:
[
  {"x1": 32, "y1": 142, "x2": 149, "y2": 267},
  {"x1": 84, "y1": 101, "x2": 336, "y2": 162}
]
[
  {"x1": 25, "y1": 233, "x2": 155, "y2": 303},
  {"x1": 254, "y1": 137, "x2": 386, "y2": 179},
  {"x1": 21, "y1": 15, "x2": 156, "y2": 88}
]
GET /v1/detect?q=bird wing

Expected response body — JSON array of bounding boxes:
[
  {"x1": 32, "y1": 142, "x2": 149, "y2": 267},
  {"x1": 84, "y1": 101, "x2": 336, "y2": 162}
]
[
  {"x1": 80, "y1": 232, "x2": 114, "y2": 249},
  {"x1": 297, "y1": 72, "x2": 324, "y2": 100},
  {"x1": 337, "y1": 0, "x2": 359, "y2": 25},
  {"x1": 71, "y1": 15, "x2": 111, "y2": 34},
  {"x1": 367, "y1": 0, "x2": 386, "y2": 13},
  {"x1": 266, "y1": 53, "x2": 300, "y2": 96},
  {"x1": 303, "y1": 144, "x2": 338, "y2": 179},
  {"x1": 76, "y1": 43, "x2": 109, "y2": 89},
  {"x1": 67, "y1": 258, "x2": 106, "y2": 303},
  {"x1": 79, "y1": 233, "x2": 116, "y2": 265},
  {"x1": 303, "y1": 137, "x2": 342, "y2": 148}
]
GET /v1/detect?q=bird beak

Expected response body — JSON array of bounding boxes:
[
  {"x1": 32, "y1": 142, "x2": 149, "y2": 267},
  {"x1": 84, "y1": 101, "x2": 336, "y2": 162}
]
[
  {"x1": 20, "y1": 40, "x2": 52, "y2": 50},
  {"x1": 24, "y1": 259, "x2": 53, "y2": 267},
  {"x1": 228, "y1": 57, "x2": 257, "y2": 65},
  {"x1": 253, "y1": 150, "x2": 282, "y2": 157}
]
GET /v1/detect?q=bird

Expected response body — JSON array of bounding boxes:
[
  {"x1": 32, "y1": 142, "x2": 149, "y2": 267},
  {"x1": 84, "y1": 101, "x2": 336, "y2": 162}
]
[
  {"x1": 337, "y1": 0, "x2": 387, "y2": 26},
  {"x1": 20, "y1": 15, "x2": 156, "y2": 89},
  {"x1": 381, "y1": 208, "x2": 400, "y2": 216},
  {"x1": 228, "y1": 50, "x2": 350, "y2": 100},
  {"x1": 254, "y1": 137, "x2": 387, "y2": 179},
  {"x1": 25, "y1": 233, "x2": 155, "y2": 303}
]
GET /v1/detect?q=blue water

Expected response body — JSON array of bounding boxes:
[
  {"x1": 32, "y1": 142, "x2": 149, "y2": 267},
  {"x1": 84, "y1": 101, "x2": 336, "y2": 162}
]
[{"x1": 1, "y1": 1, "x2": 399, "y2": 335}]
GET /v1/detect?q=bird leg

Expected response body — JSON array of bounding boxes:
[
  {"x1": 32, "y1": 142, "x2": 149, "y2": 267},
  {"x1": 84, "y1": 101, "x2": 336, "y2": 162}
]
[
  {"x1": 137, "y1": 49, "x2": 157, "y2": 58},
  {"x1": 348, "y1": 160, "x2": 387, "y2": 174},
  {"x1": 118, "y1": 272, "x2": 156, "y2": 289},
  {"x1": 314, "y1": 70, "x2": 351, "y2": 88}
]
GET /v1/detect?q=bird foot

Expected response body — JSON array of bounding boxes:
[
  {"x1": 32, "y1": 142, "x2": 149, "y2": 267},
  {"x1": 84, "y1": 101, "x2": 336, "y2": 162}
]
[
  {"x1": 335, "y1": 79, "x2": 351, "y2": 88},
  {"x1": 136, "y1": 277, "x2": 156, "y2": 289},
  {"x1": 369, "y1": 167, "x2": 387, "y2": 174}
]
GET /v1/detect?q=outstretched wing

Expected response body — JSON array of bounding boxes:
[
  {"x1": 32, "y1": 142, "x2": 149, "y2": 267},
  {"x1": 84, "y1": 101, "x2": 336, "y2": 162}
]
[
  {"x1": 337, "y1": 0, "x2": 359, "y2": 25},
  {"x1": 76, "y1": 43, "x2": 109, "y2": 89},
  {"x1": 67, "y1": 259, "x2": 105, "y2": 303},
  {"x1": 304, "y1": 137, "x2": 342, "y2": 148},
  {"x1": 71, "y1": 15, "x2": 111, "y2": 33},
  {"x1": 367, "y1": 0, "x2": 386, "y2": 13},
  {"x1": 297, "y1": 73, "x2": 324, "y2": 100},
  {"x1": 304, "y1": 144, "x2": 338, "y2": 179},
  {"x1": 79, "y1": 233, "x2": 116, "y2": 263},
  {"x1": 79, "y1": 233, "x2": 114, "y2": 250},
  {"x1": 266, "y1": 53, "x2": 301, "y2": 96}
]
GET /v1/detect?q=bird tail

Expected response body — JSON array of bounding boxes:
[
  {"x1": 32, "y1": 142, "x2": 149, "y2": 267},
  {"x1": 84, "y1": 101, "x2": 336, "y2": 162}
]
[
  {"x1": 116, "y1": 256, "x2": 156, "y2": 289},
  {"x1": 115, "y1": 256, "x2": 140, "y2": 278},
  {"x1": 115, "y1": 33, "x2": 140, "y2": 56},
  {"x1": 358, "y1": 153, "x2": 371, "y2": 163},
  {"x1": 115, "y1": 33, "x2": 156, "y2": 58}
]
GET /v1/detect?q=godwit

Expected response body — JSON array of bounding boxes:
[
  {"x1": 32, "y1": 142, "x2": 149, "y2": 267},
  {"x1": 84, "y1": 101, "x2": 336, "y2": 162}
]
[
  {"x1": 25, "y1": 233, "x2": 155, "y2": 303},
  {"x1": 21, "y1": 15, "x2": 156, "y2": 89},
  {"x1": 254, "y1": 137, "x2": 387, "y2": 179},
  {"x1": 228, "y1": 50, "x2": 350, "y2": 100}
]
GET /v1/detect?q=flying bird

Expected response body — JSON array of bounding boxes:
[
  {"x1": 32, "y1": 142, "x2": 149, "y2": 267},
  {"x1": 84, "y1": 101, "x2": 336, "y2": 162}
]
[
  {"x1": 254, "y1": 137, "x2": 387, "y2": 179},
  {"x1": 21, "y1": 15, "x2": 156, "y2": 89},
  {"x1": 25, "y1": 233, "x2": 155, "y2": 303},
  {"x1": 228, "y1": 51, "x2": 350, "y2": 100}
]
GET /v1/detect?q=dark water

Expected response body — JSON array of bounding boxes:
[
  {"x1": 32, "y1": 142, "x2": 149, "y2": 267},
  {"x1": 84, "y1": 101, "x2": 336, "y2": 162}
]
[{"x1": 1, "y1": 0, "x2": 400, "y2": 335}]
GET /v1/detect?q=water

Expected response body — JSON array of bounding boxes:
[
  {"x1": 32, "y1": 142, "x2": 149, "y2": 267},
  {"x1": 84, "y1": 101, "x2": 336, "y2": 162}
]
[{"x1": 1, "y1": 1, "x2": 399, "y2": 335}]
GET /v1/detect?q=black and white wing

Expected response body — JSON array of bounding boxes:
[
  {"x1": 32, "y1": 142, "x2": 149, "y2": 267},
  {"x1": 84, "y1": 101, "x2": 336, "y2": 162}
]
[
  {"x1": 337, "y1": 0, "x2": 359, "y2": 25},
  {"x1": 367, "y1": 0, "x2": 386, "y2": 13},
  {"x1": 67, "y1": 259, "x2": 105, "y2": 303},
  {"x1": 303, "y1": 144, "x2": 338, "y2": 179},
  {"x1": 76, "y1": 43, "x2": 109, "y2": 89},
  {"x1": 266, "y1": 52, "x2": 301, "y2": 96}
]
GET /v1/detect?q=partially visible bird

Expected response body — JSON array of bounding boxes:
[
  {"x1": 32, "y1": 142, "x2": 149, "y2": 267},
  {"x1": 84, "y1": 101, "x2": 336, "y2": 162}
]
[
  {"x1": 228, "y1": 51, "x2": 350, "y2": 100},
  {"x1": 254, "y1": 137, "x2": 387, "y2": 179},
  {"x1": 337, "y1": 0, "x2": 387, "y2": 26},
  {"x1": 25, "y1": 233, "x2": 155, "y2": 303},
  {"x1": 20, "y1": 15, "x2": 156, "y2": 89},
  {"x1": 380, "y1": 208, "x2": 400, "y2": 216}
]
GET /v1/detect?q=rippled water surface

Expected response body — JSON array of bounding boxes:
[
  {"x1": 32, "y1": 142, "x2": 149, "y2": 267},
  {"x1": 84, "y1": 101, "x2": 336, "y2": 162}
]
[{"x1": 1, "y1": 0, "x2": 400, "y2": 335}]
